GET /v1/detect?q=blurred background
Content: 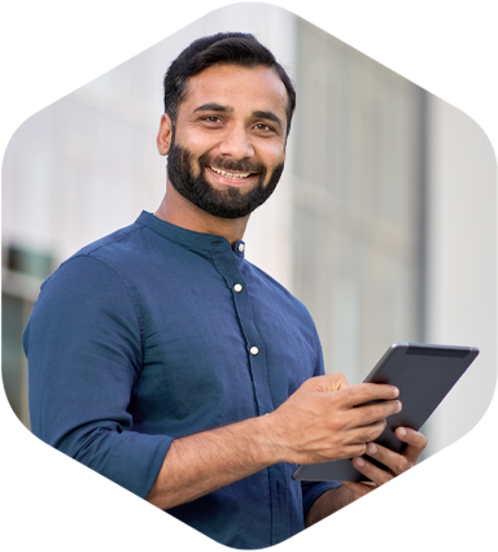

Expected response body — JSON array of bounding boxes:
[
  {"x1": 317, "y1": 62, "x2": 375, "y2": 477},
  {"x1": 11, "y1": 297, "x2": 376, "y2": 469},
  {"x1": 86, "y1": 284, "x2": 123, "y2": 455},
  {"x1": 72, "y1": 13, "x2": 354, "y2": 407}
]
[{"x1": 2, "y1": 3, "x2": 496, "y2": 458}]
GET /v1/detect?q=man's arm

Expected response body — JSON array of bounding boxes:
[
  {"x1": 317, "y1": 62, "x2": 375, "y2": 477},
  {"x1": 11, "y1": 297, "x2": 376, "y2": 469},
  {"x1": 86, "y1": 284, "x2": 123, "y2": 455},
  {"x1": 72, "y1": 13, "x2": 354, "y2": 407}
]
[
  {"x1": 147, "y1": 413, "x2": 275, "y2": 508},
  {"x1": 304, "y1": 486, "x2": 356, "y2": 527},
  {"x1": 146, "y1": 373, "x2": 401, "y2": 509}
]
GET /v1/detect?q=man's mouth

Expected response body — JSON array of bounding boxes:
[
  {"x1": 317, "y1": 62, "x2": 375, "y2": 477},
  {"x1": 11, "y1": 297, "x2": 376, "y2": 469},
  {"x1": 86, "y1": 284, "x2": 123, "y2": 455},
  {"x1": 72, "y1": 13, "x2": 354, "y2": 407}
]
[{"x1": 208, "y1": 166, "x2": 256, "y2": 180}]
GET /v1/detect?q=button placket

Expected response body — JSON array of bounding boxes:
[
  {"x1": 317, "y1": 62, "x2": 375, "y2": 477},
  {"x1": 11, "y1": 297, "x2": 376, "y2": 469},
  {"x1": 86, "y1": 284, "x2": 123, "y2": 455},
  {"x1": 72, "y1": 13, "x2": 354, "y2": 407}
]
[{"x1": 210, "y1": 246, "x2": 273, "y2": 416}]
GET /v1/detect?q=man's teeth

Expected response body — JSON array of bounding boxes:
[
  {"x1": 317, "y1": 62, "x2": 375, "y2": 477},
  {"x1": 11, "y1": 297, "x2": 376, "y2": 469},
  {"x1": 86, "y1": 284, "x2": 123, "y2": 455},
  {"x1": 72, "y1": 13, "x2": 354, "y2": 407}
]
[{"x1": 210, "y1": 167, "x2": 252, "y2": 179}]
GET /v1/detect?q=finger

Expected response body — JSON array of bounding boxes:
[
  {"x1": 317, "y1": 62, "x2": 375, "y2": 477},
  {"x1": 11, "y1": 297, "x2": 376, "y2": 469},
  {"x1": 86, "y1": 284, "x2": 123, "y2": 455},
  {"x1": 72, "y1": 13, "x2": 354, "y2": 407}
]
[
  {"x1": 395, "y1": 427, "x2": 427, "y2": 449},
  {"x1": 342, "y1": 383, "x2": 400, "y2": 408},
  {"x1": 351, "y1": 399, "x2": 402, "y2": 428},
  {"x1": 306, "y1": 373, "x2": 350, "y2": 392},
  {"x1": 351, "y1": 455, "x2": 394, "y2": 486},
  {"x1": 341, "y1": 419, "x2": 387, "y2": 449},
  {"x1": 364, "y1": 442, "x2": 412, "y2": 475},
  {"x1": 395, "y1": 427, "x2": 427, "y2": 464}
]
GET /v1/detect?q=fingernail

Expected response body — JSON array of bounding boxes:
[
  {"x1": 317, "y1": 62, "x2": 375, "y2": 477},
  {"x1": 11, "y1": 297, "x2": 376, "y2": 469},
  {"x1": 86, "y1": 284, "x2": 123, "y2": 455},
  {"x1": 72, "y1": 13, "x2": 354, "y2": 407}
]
[
  {"x1": 355, "y1": 458, "x2": 365, "y2": 468},
  {"x1": 393, "y1": 387, "x2": 399, "y2": 397},
  {"x1": 398, "y1": 428, "x2": 407, "y2": 437},
  {"x1": 396, "y1": 401, "x2": 402, "y2": 412},
  {"x1": 367, "y1": 443, "x2": 378, "y2": 455}
]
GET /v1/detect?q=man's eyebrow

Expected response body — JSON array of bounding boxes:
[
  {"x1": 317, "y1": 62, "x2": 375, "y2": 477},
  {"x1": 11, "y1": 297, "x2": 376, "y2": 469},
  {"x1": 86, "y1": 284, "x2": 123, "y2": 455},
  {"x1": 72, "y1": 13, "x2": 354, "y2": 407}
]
[
  {"x1": 252, "y1": 110, "x2": 283, "y2": 128},
  {"x1": 193, "y1": 103, "x2": 233, "y2": 113}
]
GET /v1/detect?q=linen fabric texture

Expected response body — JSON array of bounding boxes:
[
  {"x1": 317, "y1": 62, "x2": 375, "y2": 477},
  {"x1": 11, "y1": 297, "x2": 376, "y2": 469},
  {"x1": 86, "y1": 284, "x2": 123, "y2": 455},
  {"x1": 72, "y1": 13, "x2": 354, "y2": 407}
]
[{"x1": 24, "y1": 211, "x2": 340, "y2": 549}]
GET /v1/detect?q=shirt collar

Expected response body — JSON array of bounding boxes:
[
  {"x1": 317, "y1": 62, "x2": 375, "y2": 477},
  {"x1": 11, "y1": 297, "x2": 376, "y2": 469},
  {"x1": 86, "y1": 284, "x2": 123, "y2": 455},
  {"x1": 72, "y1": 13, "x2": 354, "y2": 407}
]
[{"x1": 136, "y1": 211, "x2": 246, "y2": 258}]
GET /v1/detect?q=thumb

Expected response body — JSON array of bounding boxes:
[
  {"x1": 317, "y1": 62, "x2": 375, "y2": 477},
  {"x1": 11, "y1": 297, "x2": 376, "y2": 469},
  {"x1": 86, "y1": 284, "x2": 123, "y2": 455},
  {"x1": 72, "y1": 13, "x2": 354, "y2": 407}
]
[{"x1": 307, "y1": 373, "x2": 350, "y2": 392}]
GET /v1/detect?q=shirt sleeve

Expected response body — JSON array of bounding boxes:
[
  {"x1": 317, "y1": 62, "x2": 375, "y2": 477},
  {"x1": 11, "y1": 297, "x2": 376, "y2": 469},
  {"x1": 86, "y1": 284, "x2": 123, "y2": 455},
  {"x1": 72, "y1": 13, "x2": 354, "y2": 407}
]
[
  {"x1": 24, "y1": 254, "x2": 173, "y2": 499},
  {"x1": 300, "y1": 327, "x2": 341, "y2": 520}
]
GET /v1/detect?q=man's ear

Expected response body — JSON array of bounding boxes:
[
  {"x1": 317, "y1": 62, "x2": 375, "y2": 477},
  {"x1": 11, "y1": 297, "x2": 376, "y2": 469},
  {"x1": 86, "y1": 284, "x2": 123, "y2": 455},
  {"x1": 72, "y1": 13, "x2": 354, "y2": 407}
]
[{"x1": 157, "y1": 113, "x2": 173, "y2": 156}]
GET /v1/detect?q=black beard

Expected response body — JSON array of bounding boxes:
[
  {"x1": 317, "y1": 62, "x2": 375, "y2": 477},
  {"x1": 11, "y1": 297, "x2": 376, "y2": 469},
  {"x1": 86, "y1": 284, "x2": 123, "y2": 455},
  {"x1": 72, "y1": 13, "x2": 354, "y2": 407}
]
[{"x1": 167, "y1": 144, "x2": 284, "y2": 219}]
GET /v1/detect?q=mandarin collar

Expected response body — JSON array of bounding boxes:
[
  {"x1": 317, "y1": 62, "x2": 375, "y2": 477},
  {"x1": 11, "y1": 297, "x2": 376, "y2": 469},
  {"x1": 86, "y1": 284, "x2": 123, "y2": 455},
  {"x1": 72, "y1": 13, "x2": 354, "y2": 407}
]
[{"x1": 136, "y1": 211, "x2": 246, "y2": 258}]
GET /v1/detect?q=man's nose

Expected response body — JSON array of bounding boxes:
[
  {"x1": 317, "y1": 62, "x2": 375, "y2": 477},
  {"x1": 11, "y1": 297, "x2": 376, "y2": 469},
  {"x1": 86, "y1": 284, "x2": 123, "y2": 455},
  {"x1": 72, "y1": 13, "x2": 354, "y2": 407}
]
[{"x1": 218, "y1": 124, "x2": 255, "y2": 158}]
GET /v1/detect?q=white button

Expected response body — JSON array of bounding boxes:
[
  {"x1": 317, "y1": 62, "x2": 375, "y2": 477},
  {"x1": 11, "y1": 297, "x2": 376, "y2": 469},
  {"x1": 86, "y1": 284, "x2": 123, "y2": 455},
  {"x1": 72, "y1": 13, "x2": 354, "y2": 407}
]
[
  {"x1": 250, "y1": 346, "x2": 259, "y2": 356},
  {"x1": 238, "y1": 243, "x2": 245, "y2": 252},
  {"x1": 233, "y1": 284, "x2": 243, "y2": 293}
]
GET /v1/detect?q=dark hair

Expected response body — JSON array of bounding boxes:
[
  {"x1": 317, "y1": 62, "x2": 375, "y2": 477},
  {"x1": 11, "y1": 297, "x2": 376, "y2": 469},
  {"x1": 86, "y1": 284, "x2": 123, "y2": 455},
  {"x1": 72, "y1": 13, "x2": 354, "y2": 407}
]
[{"x1": 163, "y1": 32, "x2": 296, "y2": 135}]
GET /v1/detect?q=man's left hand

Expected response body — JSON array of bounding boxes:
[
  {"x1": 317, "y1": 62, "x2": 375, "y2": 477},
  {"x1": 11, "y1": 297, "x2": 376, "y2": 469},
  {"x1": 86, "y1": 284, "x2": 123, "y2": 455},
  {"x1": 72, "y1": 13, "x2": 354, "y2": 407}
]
[{"x1": 339, "y1": 427, "x2": 427, "y2": 499}]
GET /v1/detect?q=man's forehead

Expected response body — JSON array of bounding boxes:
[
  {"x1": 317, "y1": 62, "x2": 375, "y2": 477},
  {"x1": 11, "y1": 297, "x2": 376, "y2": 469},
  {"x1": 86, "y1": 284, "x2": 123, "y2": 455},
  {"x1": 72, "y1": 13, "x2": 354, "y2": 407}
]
[{"x1": 180, "y1": 64, "x2": 289, "y2": 114}]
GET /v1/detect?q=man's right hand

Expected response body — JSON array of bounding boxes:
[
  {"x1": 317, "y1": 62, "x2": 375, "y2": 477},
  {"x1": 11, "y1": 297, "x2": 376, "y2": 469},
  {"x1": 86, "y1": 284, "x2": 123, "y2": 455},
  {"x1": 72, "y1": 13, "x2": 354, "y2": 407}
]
[
  {"x1": 268, "y1": 373, "x2": 401, "y2": 465},
  {"x1": 147, "y1": 372, "x2": 401, "y2": 510}
]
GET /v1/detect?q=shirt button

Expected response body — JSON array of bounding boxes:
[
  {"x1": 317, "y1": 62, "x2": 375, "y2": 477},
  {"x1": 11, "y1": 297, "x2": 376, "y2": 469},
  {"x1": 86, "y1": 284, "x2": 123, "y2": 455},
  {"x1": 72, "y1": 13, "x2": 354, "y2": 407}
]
[
  {"x1": 250, "y1": 346, "x2": 259, "y2": 356},
  {"x1": 238, "y1": 243, "x2": 245, "y2": 253},
  {"x1": 233, "y1": 284, "x2": 243, "y2": 292}
]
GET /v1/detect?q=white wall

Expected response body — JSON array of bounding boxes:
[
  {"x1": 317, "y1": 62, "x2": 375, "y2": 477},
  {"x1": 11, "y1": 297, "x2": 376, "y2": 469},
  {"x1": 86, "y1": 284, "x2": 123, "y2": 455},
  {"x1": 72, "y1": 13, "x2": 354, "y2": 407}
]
[{"x1": 424, "y1": 95, "x2": 497, "y2": 455}]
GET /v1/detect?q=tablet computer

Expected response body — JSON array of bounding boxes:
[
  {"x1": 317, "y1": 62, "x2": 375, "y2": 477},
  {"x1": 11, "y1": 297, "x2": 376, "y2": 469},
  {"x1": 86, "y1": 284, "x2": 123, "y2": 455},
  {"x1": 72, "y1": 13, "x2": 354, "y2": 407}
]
[{"x1": 292, "y1": 342, "x2": 479, "y2": 482}]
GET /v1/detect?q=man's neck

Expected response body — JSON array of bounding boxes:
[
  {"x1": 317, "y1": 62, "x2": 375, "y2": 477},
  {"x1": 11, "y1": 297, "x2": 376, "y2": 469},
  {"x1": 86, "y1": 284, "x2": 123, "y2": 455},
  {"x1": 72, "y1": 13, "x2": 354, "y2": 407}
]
[{"x1": 154, "y1": 184, "x2": 250, "y2": 247}]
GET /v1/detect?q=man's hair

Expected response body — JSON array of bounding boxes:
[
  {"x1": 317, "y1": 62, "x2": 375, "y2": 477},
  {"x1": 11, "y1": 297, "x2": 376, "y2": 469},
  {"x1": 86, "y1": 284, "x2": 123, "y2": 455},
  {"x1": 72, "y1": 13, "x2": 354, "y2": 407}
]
[{"x1": 163, "y1": 32, "x2": 296, "y2": 135}]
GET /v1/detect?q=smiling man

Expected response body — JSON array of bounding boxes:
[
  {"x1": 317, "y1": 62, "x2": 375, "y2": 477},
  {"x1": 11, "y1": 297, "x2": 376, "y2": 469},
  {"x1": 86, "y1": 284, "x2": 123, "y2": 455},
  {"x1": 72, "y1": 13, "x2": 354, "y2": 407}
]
[
  {"x1": 155, "y1": 62, "x2": 288, "y2": 235},
  {"x1": 24, "y1": 33, "x2": 426, "y2": 549}
]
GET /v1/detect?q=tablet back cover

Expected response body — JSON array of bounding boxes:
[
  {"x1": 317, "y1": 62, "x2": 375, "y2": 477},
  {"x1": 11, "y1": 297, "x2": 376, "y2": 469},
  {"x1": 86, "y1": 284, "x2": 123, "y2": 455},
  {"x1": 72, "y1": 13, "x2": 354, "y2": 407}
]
[{"x1": 292, "y1": 342, "x2": 479, "y2": 482}]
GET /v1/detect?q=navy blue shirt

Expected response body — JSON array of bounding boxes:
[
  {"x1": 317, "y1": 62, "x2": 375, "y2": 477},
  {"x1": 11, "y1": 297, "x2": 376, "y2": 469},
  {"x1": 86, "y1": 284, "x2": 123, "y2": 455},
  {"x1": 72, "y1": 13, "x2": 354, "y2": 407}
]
[{"x1": 24, "y1": 211, "x2": 340, "y2": 549}]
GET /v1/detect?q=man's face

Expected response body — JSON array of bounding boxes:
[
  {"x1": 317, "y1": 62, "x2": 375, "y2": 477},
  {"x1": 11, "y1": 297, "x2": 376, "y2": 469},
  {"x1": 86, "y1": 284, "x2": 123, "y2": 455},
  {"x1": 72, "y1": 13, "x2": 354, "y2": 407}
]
[{"x1": 157, "y1": 64, "x2": 289, "y2": 219}]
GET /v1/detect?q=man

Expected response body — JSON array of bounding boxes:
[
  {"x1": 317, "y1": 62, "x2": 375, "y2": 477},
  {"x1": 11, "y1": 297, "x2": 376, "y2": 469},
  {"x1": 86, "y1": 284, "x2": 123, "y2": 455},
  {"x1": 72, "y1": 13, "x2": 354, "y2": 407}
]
[{"x1": 24, "y1": 33, "x2": 426, "y2": 549}]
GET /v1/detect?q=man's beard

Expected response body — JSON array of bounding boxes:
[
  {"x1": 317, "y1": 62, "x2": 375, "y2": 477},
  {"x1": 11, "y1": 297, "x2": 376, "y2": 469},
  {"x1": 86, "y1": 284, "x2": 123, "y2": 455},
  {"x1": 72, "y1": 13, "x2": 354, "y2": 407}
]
[{"x1": 167, "y1": 144, "x2": 284, "y2": 219}]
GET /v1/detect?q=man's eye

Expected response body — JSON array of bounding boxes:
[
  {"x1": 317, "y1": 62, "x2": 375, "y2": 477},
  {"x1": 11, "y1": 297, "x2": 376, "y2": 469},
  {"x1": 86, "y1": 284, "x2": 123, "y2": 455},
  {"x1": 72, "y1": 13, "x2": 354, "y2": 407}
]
[
  {"x1": 254, "y1": 123, "x2": 274, "y2": 132},
  {"x1": 203, "y1": 116, "x2": 222, "y2": 123}
]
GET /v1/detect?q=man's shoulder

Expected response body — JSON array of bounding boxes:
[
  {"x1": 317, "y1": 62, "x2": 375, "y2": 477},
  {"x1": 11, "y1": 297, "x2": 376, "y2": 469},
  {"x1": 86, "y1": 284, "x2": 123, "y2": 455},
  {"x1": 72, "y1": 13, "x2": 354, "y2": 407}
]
[
  {"x1": 41, "y1": 217, "x2": 152, "y2": 294},
  {"x1": 71, "y1": 220, "x2": 144, "y2": 261}
]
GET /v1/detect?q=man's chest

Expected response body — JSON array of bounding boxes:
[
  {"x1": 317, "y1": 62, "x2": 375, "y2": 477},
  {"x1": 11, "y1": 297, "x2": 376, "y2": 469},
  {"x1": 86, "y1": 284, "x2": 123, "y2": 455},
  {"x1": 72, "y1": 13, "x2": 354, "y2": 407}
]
[{"x1": 128, "y1": 264, "x2": 319, "y2": 436}]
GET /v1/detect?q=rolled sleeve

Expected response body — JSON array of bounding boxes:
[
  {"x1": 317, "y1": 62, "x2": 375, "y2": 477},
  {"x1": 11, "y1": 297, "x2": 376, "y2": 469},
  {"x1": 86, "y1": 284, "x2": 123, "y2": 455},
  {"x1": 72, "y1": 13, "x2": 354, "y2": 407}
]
[{"x1": 24, "y1": 254, "x2": 172, "y2": 498}]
